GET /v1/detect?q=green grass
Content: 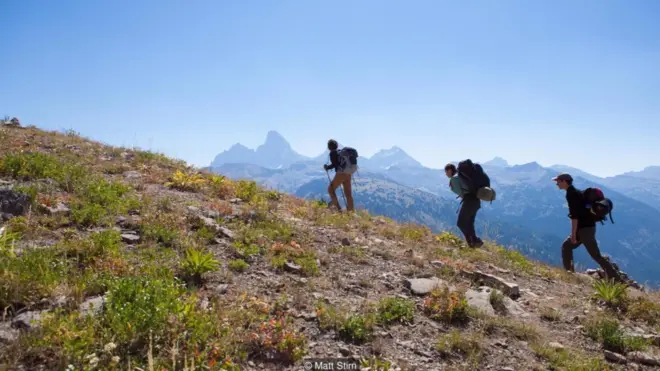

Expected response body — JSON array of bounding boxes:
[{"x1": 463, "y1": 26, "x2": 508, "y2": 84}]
[
  {"x1": 436, "y1": 330, "x2": 483, "y2": 366},
  {"x1": 0, "y1": 248, "x2": 69, "y2": 309},
  {"x1": 315, "y1": 302, "x2": 376, "y2": 344},
  {"x1": 531, "y1": 342, "x2": 608, "y2": 371},
  {"x1": 375, "y1": 296, "x2": 415, "y2": 325},
  {"x1": 584, "y1": 317, "x2": 649, "y2": 354},
  {"x1": 180, "y1": 247, "x2": 220, "y2": 284},
  {"x1": 592, "y1": 279, "x2": 628, "y2": 309}
]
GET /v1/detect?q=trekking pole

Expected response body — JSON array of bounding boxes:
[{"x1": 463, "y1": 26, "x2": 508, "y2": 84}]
[{"x1": 325, "y1": 167, "x2": 347, "y2": 209}]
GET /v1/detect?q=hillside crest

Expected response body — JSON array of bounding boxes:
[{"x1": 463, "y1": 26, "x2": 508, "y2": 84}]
[{"x1": 1, "y1": 122, "x2": 660, "y2": 370}]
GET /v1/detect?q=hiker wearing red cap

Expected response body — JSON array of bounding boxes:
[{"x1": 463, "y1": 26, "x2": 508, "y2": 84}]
[{"x1": 553, "y1": 173, "x2": 622, "y2": 282}]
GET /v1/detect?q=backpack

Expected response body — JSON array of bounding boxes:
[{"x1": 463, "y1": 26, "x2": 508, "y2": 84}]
[
  {"x1": 337, "y1": 147, "x2": 358, "y2": 170},
  {"x1": 582, "y1": 187, "x2": 614, "y2": 224},
  {"x1": 457, "y1": 159, "x2": 496, "y2": 202}
]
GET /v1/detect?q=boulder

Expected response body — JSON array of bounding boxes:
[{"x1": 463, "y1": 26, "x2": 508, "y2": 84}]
[
  {"x1": 462, "y1": 269, "x2": 520, "y2": 298},
  {"x1": 0, "y1": 189, "x2": 31, "y2": 218},
  {"x1": 403, "y1": 277, "x2": 448, "y2": 296}
]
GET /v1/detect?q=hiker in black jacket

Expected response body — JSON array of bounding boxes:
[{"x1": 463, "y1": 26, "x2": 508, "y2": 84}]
[{"x1": 553, "y1": 173, "x2": 623, "y2": 282}]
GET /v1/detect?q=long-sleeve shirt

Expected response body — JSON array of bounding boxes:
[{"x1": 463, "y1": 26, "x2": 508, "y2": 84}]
[
  {"x1": 449, "y1": 175, "x2": 467, "y2": 198},
  {"x1": 325, "y1": 150, "x2": 340, "y2": 171},
  {"x1": 566, "y1": 185, "x2": 595, "y2": 228}
]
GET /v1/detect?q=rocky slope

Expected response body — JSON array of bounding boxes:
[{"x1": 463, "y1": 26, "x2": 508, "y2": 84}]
[
  {"x1": 1, "y1": 123, "x2": 660, "y2": 371},
  {"x1": 209, "y1": 134, "x2": 660, "y2": 288}
]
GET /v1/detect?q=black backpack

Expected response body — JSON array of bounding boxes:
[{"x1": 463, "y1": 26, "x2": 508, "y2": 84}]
[
  {"x1": 457, "y1": 159, "x2": 491, "y2": 194},
  {"x1": 582, "y1": 187, "x2": 614, "y2": 224},
  {"x1": 337, "y1": 147, "x2": 358, "y2": 170}
]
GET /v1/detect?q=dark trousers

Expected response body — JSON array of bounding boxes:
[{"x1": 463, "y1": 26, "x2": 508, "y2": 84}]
[
  {"x1": 457, "y1": 196, "x2": 481, "y2": 246},
  {"x1": 561, "y1": 227, "x2": 621, "y2": 281}
]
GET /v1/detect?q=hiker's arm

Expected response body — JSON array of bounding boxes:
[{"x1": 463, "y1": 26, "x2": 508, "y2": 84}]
[
  {"x1": 326, "y1": 151, "x2": 338, "y2": 170},
  {"x1": 567, "y1": 192, "x2": 580, "y2": 237},
  {"x1": 571, "y1": 218, "x2": 578, "y2": 237}
]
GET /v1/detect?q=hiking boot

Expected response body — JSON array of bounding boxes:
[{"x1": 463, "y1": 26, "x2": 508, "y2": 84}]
[
  {"x1": 470, "y1": 239, "x2": 484, "y2": 248},
  {"x1": 327, "y1": 203, "x2": 341, "y2": 212}
]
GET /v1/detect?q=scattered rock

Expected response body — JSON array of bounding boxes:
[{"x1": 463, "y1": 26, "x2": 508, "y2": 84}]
[
  {"x1": 40, "y1": 202, "x2": 70, "y2": 215},
  {"x1": 341, "y1": 237, "x2": 351, "y2": 246},
  {"x1": 339, "y1": 346, "x2": 351, "y2": 356},
  {"x1": 229, "y1": 198, "x2": 242, "y2": 204},
  {"x1": 284, "y1": 262, "x2": 302, "y2": 274},
  {"x1": 522, "y1": 289, "x2": 539, "y2": 298},
  {"x1": 465, "y1": 286, "x2": 528, "y2": 318},
  {"x1": 0, "y1": 323, "x2": 19, "y2": 344},
  {"x1": 203, "y1": 209, "x2": 221, "y2": 219},
  {"x1": 627, "y1": 352, "x2": 660, "y2": 366},
  {"x1": 123, "y1": 170, "x2": 142, "y2": 179},
  {"x1": 121, "y1": 233, "x2": 140, "y2": 243},
  {"x1": 403, "y1": 277, "x2": 448, "y2": 296},
  {"x1": 12, "y1": 311, "x2": 44, "y2": 330},
  {"x1": 213, "y1": 284, "x2": 229, "y2": 295},
  {"x1": 430, "y1": 260, "x2": 445, "y2": 269},
  {"x1": 548, "y1": 342, "x2": 564, "y2": 350},
  {"x1": 52, "y1": 295, "x2": 68, "y2": 308},
  {"x1": 218, "y1": 226, "x2": 234, "y2": 240},
  {"x1": 462, "y1": 269, "x2": 520, "y2": 298},
  {"x1": 80, "y1": 296, "x2": 106, "y2": 317},
  {"x1": 465, "y1": 287, "x2": 496, "y2": 316},
  {"x1": 0, "y1": 189, "x2": 31, "y2": 218},
  {"x1": 604, "y1": 350, "x2": 627, "y2": 364},
  {"x1": 198, "y1": 215, "x2": 219, "y2": 230}
]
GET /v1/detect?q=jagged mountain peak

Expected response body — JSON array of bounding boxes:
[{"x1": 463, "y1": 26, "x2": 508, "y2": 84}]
[
  {"x1": 211, "y1": 130, "x2": 307, "y2": 169},
  {"x1": 374, "y1": 146, "x2": 406, "y2": 156},
  {"x1": 228, "y1": 143, "x2": 252, "y2": 151},
  {"x1": 511, "y1": 161, "x2": 543, "y2": 171},
  {"x1": 260, "y1": 130, "x2": 292, "y2": 150},
  {"x1": 619, "y1": 165, "x2": 660, "y2": 180},
  {"x1": 369, "y1": 146, "x2": 422, "y2": 169},
  {"x1": 484, "y1": 157, "x2": 509, "y2": 167}
]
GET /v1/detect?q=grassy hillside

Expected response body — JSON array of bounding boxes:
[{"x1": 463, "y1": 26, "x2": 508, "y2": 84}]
[
  {"x1": 1, "y1": 124, "x2": 660, "y2": 370},
  {"x1": 295, "y1": 176, "x2": 567, "y2": 264}
]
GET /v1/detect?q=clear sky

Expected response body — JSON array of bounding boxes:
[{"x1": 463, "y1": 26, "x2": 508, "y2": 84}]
[{"x1": 2, "y1": 0, "x2": 659, "y2": 177}]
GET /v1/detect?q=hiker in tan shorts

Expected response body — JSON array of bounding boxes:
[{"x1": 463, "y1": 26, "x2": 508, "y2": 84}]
[{"x1": 323, "y1": 139, "x2": 358, "y2": 212}]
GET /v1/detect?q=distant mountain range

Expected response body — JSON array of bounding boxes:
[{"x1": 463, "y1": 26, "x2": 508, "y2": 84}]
[{"x1": 209, "y1": 131, "x2": 660, "y2": 287}]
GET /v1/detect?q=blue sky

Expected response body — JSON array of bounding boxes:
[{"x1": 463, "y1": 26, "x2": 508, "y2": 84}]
[{"x1": 2, "y1": 0, "x2": 659, "y2": 177}]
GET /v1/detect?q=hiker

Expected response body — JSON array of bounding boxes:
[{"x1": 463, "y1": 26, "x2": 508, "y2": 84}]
[
  {"x1": 553, "y1": 173, "x2": 623, "y2": 282},
  {"x1": 323, "y1": 139, "x2": 358, "y2": 212},
  {"x1": 445, "y1": 163, "x2": 483, "y2": 248}
]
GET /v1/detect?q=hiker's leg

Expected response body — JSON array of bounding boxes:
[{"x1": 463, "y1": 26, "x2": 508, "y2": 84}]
[
  {"x1": 470, "y1": 201, "x2": 482, "y2": 245},
  {"x1": 561, "y1": 236, "x2": 581, "y2": 272},
  {"x1": 579, "y1": 227, "x2": 622, "y2": 282},
  {"x1": 342, "y1": 175, "x2": 354, "y2": 212},
  {"x1": 327, "y1": 174, "x2": 342, "y2": 210},
  {"x1": 457, "y1": 198, "x2": 478, "y2": 245},
  {"x1": 456, "y1": 204, "x2": 471, "y2": 245}
]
